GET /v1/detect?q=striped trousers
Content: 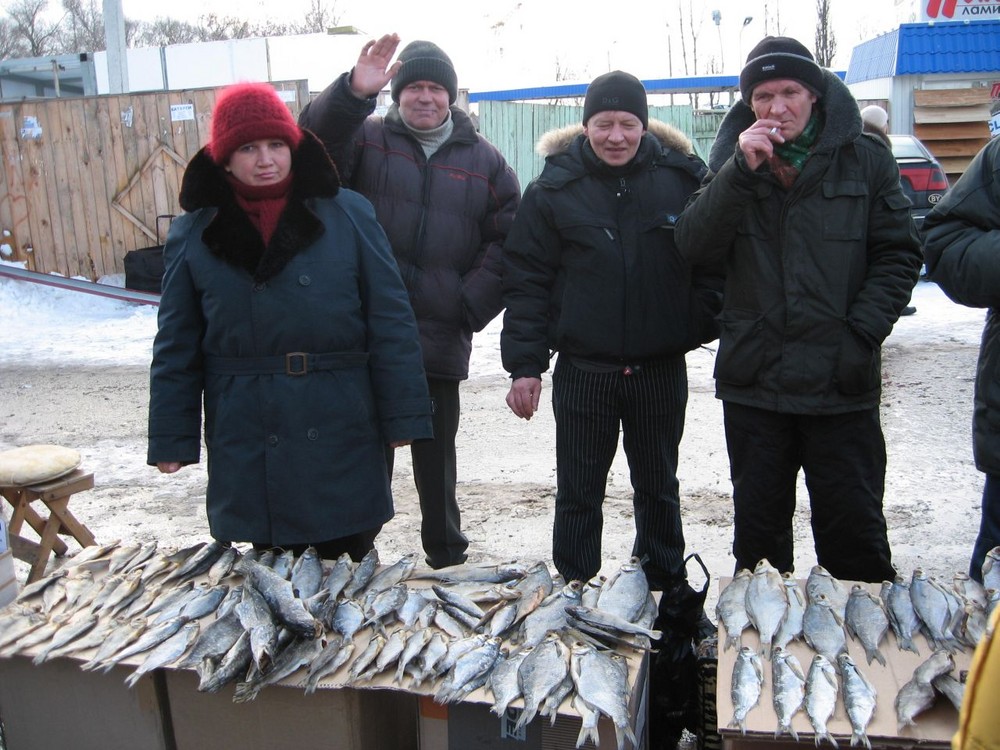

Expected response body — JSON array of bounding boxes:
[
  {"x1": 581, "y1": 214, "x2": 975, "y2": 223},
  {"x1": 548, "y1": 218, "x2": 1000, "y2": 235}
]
[{"x1": 551, "y1": 354, "x2": 689, "y2": 589}]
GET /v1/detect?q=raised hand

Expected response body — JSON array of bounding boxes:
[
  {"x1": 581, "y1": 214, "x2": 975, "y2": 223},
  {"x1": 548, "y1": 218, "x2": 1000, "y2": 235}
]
[{"x1": 349, "y1": 33, "x2": 403, "y2": 99}]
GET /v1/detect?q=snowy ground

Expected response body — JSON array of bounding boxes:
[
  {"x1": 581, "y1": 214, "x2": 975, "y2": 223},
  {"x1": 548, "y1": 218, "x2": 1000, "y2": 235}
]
[{"x1": 0, "y1": 266, "x2": 989, "y2": 614}]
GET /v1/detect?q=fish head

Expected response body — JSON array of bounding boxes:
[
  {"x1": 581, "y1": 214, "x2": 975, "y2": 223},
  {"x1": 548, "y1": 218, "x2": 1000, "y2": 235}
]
[
  {"x1": 753, "y1": 559, "x2": 777, "y2": 574},
  {"x1": 836, "y1": 652, "x2": 856, "y2": 670}
]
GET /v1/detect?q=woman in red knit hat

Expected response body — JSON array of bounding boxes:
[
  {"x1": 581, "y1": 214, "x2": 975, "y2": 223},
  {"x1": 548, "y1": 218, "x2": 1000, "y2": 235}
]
[{"x1": 147, "y1": 82, "x2": 433, "y2": 561}]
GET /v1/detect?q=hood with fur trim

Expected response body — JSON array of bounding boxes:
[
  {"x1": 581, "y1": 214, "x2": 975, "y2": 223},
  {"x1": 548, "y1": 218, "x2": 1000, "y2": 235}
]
[{"x1": 535, "y1": 118, "x2": 695, "y2": 159}]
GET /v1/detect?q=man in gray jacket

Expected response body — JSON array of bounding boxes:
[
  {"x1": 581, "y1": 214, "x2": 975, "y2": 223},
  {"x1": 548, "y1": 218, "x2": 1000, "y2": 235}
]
[
  {"x1": 676, "y1": 36, "x2": 922, "y2": 583},
  {"x1": 300, "y1": 34, "x2": 520, "y2": 568}
]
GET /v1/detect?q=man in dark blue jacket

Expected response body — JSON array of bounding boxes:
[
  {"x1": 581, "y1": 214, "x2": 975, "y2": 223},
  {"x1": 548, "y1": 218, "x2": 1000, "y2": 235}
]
[{"x1": 300, "y1": 34, "x2": 520, "y2": 569}]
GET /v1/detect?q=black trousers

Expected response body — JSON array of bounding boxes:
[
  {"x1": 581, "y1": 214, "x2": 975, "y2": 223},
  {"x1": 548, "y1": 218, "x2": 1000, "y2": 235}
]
[
  {"x1": 551, "y1": 355, "x2": 688, "y2": 589},
  {"x1": 386, "y1": 377, "x2": 467, "y2": 569},
  {"x1": 723, "y1": 401, "x2": 895, "y2": 583}
]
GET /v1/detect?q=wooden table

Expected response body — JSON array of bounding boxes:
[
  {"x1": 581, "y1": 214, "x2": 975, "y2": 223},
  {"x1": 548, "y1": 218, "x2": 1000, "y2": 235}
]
[{"x1": 0, "y1": 469, "x2": 97, "y2": 583}]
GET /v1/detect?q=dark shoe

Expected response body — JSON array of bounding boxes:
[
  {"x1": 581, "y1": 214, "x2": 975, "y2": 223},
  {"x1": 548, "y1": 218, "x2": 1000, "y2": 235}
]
[{"x1": 900, "y1": 305, "x2": 917, "y2": 316}]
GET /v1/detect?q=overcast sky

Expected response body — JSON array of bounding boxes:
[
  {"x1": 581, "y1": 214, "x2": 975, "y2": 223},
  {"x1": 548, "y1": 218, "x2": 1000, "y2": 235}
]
[{"x1": 115, "y1": 0, "x2": 916, "y2": 79}]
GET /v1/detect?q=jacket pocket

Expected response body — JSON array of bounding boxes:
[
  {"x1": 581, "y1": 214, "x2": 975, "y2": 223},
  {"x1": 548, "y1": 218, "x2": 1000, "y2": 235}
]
[
  {"x1": 715, "y1": 310, "x2": 765, "y2": 386},
  {"x1": 836, "y1": 325, "x2": 880, "y2": 395}
]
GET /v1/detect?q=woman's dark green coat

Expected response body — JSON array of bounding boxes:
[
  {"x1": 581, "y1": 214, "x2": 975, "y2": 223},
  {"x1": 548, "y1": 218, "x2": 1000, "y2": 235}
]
[{"x1": 147, "y1": 134, "x2": 433, "y2": 545}]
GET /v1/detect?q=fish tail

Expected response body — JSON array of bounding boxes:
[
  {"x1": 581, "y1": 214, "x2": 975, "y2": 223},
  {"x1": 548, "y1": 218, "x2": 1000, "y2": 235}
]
[
  {"x1": 576, "y1": 724, "x2": 600, "y2": 748},
  {"x1": 871, "y1": 648, "x2": 886, "y2": 667},
  {"x1": 123, "y1": 670, "x2": 142, "y2": 689},
  {"x1": 851, "y1": 730, "x2": 872, "y2": 749}
]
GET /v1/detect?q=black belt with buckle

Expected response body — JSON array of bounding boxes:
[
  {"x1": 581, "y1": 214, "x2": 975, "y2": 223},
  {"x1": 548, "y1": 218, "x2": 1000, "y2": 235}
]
[{"x1": 204, "y1": 351, "x2": 370, "y2": 376}]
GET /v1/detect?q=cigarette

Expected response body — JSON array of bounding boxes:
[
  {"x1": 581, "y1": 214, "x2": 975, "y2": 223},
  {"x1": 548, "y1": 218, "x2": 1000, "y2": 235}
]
[{"x1": 769, "y1": 126, "x2": 779, "y2": 135}]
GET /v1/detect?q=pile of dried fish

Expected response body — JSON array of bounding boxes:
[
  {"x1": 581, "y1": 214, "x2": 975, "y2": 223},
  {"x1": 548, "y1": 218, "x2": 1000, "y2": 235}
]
[
  {"x1": 1, "y1": 542, "x2": 658, "y2": 749},
  {"x1": 719, "y1": 554, "x2": 996, "y2": 744}
]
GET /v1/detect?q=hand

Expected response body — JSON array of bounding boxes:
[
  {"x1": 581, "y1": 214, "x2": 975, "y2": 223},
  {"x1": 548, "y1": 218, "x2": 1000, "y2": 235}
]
[
  {"x1": 506, "y1": 377, "x2": 542, "y2": 420},
  {"x1": 738, "y1": 118, "x2": 785, "y2": 171},
  {"x1": 349, "y1": 33, "x2": 402, "y2": 99},
  {"x1": 157, "y1": 461, "x2": 182, "y2": 474}
]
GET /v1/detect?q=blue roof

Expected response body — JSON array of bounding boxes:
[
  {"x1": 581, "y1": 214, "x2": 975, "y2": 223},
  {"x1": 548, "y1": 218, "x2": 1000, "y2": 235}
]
[
  {"x1": 469, "y1": 73, "x2": 845, "y2": 103},
  {"x1": 846, "y1": 19, "x2": 1000, "y2": 83}
]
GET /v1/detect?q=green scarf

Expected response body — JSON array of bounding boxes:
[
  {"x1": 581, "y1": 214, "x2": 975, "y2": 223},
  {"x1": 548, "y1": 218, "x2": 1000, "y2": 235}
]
[{"x1": 773, "y1": 113, "x2": 821, "y2": 171}]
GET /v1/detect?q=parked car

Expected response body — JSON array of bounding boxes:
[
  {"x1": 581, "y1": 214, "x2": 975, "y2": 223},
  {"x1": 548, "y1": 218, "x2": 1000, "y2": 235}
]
[{"x1": 888, "y1": 134, "x2": 950, "y2": 230}]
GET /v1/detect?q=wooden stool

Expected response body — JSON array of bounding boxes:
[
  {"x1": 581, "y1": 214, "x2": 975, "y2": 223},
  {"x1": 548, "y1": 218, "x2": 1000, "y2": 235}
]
[{"x1": 0, "y1": 469, "x2": 98, "y2": 583}]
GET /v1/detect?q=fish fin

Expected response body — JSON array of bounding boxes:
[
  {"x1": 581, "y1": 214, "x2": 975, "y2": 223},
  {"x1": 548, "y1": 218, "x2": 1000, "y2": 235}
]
[
  {"x1": 576, "y1": 725, "x2": 600, "y2": 748},
  {"x1": 869, "y1": 648, "x2": 886, "y2": 667}
]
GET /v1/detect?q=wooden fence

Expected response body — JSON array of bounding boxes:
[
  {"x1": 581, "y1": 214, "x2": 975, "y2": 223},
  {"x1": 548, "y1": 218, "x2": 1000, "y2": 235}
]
[{"x1": 0, "y1": 81, "x2": 308, "y2": 280}]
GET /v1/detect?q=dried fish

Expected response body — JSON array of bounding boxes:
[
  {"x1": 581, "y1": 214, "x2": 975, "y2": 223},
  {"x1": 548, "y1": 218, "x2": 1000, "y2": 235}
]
[
  {"x1": 844, "y1": 584, "x2": 889, "y2": 666},
  {"x1": 729, "y1": 645, "x2": 763, "y2": 734},
  {"x1": 716, "y1": 569, "x2": 753, "y2": 651},
  {"x1": 839, "y1": 653, "x2": 877, "y2": 749},
  {"x1": 745, "y1": 559, "x2": 788, "y2": 658},
  {"x1": 123, "y1": 621, "x2": 200, "y2": 689},
  {"x1": 803, "y1": 654, "x2": 839, "y2": 747},
  {"x1": 771, "y1": 647, "x2": 805, "y2": 741}
]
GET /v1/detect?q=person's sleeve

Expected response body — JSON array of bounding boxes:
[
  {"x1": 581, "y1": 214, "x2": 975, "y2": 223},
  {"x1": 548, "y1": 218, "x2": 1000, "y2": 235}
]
[
  {"x1": 846, "y1": 148, "x2": 924, "y2": 346},
  {"x1": 500, "y1": 183, "x2": 559, "y2": 380},
  {"x1": 923, "y1": 140, "x2": 1000, "y2": 310},
  {"x1": 461, "y1": 149, "x2": 521, "y2": 333},
  {"x1": 298, "y1": 71, "x2": 375, "y2": 184},
  {"x1": 147, "y1": 216, "x2": 206, "y2": 466},
  {"x1": 675, "y1": 152, "x2": 759, "y2": 265}
]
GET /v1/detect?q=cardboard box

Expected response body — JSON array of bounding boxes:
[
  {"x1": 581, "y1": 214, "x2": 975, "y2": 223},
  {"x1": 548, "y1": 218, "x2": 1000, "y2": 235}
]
[
  {"x1": 417, "y1": 649, "x2": 649, "y2": 750},
  {"x1": 164, "y1": 670, "x2": 419, "y2": 750},
  {"x1": 715, "y1": 578, "x2": 970, "y2": 750},
  {"x1": 0, "y1": 654, "x2": 170, "y2": 750}
]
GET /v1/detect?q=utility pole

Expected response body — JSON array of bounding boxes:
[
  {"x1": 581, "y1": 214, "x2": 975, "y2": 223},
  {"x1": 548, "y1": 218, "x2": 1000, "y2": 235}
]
[{"x1": 104, "y1": 0, "x2": 129, "y2": 94}]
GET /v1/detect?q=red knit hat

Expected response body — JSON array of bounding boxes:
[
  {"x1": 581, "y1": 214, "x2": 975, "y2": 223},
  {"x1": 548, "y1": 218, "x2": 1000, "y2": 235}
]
[{"x1": 207, "y1": 82, "x2": 303, "y2": 165}]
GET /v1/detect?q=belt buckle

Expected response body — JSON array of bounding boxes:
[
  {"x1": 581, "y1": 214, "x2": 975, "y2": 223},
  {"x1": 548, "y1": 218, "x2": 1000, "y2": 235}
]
[{"x1": 285, "y1": 352, "x2": 308, "y2": 376}]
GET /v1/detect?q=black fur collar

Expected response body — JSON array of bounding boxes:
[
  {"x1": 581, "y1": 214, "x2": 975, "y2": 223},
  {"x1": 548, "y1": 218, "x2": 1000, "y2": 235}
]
[{"x1": 178, "y1": 131, "x2": 340, "y2": 282}]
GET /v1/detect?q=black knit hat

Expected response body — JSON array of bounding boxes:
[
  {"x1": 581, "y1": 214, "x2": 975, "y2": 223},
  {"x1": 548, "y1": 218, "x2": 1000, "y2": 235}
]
[
  {"x1": 390, "y1": 40, "x2": 458, "y2": 104},
  {"x1": 583, "y1": 70, "x2": 649, "y2": 129},
  {"x1": 739, "y1": 36, "x2": 824, "y2": 103}
]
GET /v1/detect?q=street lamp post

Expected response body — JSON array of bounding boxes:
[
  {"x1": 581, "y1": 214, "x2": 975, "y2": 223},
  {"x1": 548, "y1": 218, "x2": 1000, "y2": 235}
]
[
  {"x1": 739, "y1": 16, "x2": 754, "y2": 68},
  {"x1": 712, "y1": 9, "x2": 723, "y2": 73}
]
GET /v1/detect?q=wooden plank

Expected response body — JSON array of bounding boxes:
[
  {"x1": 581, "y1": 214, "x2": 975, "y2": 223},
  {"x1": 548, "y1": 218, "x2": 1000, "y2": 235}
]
[
  {"x1": 69, "y1": 97, "x2": 106, "y2": 278},
  {"x1": 117, "y1": 94, "x2": 143, "y2": 254},
  {"x1": 137, "y1": 93, "x2": 163, "y2": 239},
  {"x1": 53, "y1": 98, "x2": 93, "y2": 278},
  {"x1": 168, "y1": 88, "x2": 199, "y2": 165},
  {"x1": 79, "y1": 96, "x2": 118, "y2": 279},
  {"x1": 914, "y1": 88, "x2": 992, "y2": 107},
  {"x1": 193, "y1": 86, "x2": 217, "y2": 154},
  {"x1": 915, "y1": 121, "x2": 992, "y2": 140},
  {"x1": 923, "y1": 138, "x2": 989, "y2": 158},
  {"x1": 940, "y1": 155, "x2": 976, "y2": 174},
  {"x1": 20, "y1": 102, "x2": 59, "y2": 274},
  {"x1": 94, "y1": 95, "x2": 131, "y2": 271},
  {"x1": 0, "y1": 102, "x2": 30, "y2": 264},
  {"x1": 914, "y1": 106, "x2": 992, "y2": 125}
]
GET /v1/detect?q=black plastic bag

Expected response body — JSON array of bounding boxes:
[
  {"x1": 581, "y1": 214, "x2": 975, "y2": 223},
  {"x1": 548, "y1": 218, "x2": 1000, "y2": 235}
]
[{"x1": 648, "y1": 553, "x2": 714, "y2": 750}]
